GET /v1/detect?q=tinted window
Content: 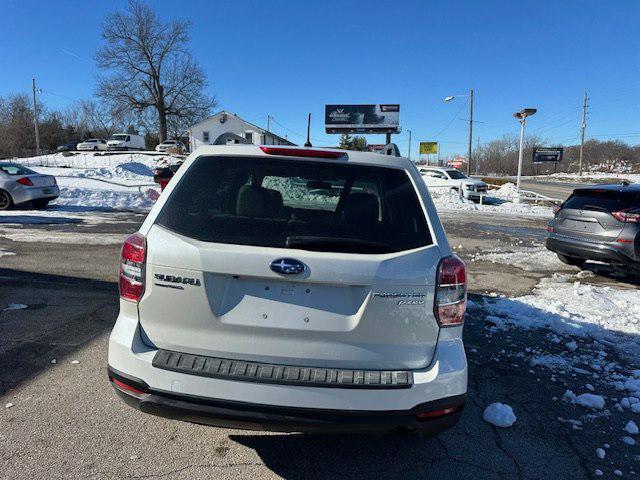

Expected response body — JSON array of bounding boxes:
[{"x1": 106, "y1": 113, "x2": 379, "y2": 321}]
[
  {"x1": 0, "y1": 164, "x2": 35, "y2": 175},
  {"x1": 564, "y1": 190, "x2": 640, "y2": 212},
  {"x1": 156, "y1": 156, "x2": 431, "y2": 253},
  {"x1": 447, "y1": 170, "x2": 466, "y2": 179}
]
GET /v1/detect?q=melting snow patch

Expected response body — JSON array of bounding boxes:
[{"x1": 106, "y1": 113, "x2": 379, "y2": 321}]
[
  {"x1": 564, "y1": 390, "x2": 605, "y2": 410},
  {"x1": 3, "y1": 303, "x2": 27, "y2": 311},
  {"x1": 482, "y1": 403, "x2": 516, "y2": 427},
  {"x1": 624, "y1": 420, "x2": 638, "y2": 434},
  {"x1": 472, "y1": 246, "x2": 566, "y2": 272}
]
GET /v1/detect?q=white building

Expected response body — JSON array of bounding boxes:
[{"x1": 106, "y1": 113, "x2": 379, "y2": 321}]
[{"x1": 187, "y1": 111, "x2": 295, "y2": 151}]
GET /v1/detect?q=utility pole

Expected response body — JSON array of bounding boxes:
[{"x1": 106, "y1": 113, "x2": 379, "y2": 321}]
[
  {"x1": 476, "y1": 137, "x2": 480, "y2": 174},
  {"x1": 32, "y1": 78, "x2": 41, "y2": 155},
  {"x1": 578, "y1": 92, "x2": 588, "y2": 176},
  {"x1": 467, "y1": 89, "x2": 473, "y2": 176},
  {"x1": 266, "y1": 115, "x2": 271, "y2": 132},
  {"x1": 407, "y1": 129, "x2": 412, "y2": 160}
]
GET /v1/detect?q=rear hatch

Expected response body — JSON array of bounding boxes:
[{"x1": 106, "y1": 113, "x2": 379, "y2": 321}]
[
  {"x1": 138, "y1": 155, "x2": 442, "y2": 370},
  {"x1": 555, "y1": 188, "x2": 639, "y2": 242}
]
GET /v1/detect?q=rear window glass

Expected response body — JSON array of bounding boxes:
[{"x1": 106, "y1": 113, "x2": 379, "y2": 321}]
[
  {"x1": 0, "y1": 164, "x2": 35, "y2": 175},
  {"x1": 564, "y1": 190, "x2": 640, "y2": 212},
  {"x1": 156, "y1": 156, "x2": 432, "y2": 253}
]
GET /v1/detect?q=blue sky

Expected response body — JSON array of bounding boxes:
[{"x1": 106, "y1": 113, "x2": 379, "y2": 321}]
[{"x1": 1, "y1": 0, "x2": 639, "y2": 157}]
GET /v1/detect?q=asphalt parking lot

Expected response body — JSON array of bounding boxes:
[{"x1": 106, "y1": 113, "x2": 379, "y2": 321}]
[{"x1": 1, "y1": 208, "x2": 639, "y2": 479}]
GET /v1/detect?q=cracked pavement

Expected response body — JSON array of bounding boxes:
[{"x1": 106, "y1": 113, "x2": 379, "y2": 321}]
[{"x1": 1, "y1": 210, "x2": 639, "y2": 479}]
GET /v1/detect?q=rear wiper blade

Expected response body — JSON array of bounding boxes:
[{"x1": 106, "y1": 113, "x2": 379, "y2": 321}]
[{"x1": 286, "y1": 236, "x2": 393, "y2": 253}]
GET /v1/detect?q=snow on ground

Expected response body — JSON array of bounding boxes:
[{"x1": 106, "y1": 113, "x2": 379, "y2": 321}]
[
  {"x1": 0, "y1": 227, "x2": 126, "y2": 245},
  {"x1": 431, "y1": 190, "x2": 553, "y2": 218},
  {"x1": 478, "y1": 273, "x2": 640, "y2": 359},
  {"x1": 482, "y1": 403, "x2": 516, "y2": 427},
  {"x1": 24, "y1": 154, "x2": 166, "y2": 211},
  {"x1": 472, "y1": 246, "x2": 565, "y2": 272},
  {"x1": 530, "y1": 171, "x2": 640, "y2": 184}
]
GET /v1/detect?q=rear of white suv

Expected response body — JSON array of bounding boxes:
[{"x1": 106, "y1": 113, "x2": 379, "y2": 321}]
[{"x1": 108, "y1": 145, "x2": 467, "y2": 434}]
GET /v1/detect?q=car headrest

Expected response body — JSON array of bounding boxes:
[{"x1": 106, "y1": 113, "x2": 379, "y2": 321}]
[
  {"x1": 236, "y1": 185, "x2": 268, "y2": 217},
  {"x1": 343, "y1": 192, "x2": 379, "y2": 226}
]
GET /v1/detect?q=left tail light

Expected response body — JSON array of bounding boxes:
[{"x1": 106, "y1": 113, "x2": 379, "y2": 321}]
[
  {"x1": 434, "y1": 255, "x2": 467, "y2": 327},
  {"x1": 16, "y1": 177, "x2": 33, "y2": 186},
  {"x1": 119, "y1": 233, "x2": 146, "y2": 302}
]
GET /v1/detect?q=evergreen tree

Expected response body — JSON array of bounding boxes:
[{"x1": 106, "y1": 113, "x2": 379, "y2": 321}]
[{"x1": 339, "y1": 133, "x2": 353, "y2": 149}]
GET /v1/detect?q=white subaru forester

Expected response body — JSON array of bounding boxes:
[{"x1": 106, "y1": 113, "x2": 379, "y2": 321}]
[{"x1": 108, "y1": 145, "x2": 467, "y2": 435}]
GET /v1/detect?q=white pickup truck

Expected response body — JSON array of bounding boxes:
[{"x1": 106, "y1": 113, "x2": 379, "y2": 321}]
[{"x1": 419, "y1": 166, "x2": 487, "y2": 201}]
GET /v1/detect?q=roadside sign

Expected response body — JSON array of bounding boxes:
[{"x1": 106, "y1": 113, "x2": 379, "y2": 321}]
[
  {"x1": 533, "y1": 147, "x2": 563, "y2": 163},
  {"x1": 419, "y1": 142, "x2": 438, "y2": 155},
  {"x1": 325, "y1": 104, "x2": 400, "y2": 134}
]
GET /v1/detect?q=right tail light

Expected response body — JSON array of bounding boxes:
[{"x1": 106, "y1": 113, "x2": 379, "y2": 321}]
[
  {"x1": 612, "y1": 209, "x2": 640, "y2": 223},
  {"x1": 434, "y1": 255, "x2": 467, "y2": 326}
]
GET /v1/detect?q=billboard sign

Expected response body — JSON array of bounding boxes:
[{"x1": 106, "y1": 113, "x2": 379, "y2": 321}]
[
  {"x1": 419, "y1": 142, "x2": 438, "y2": 155},
  {"x1": 533, "y1": 147, "x2": 563, "y2": 163},
  {"x1": 325, "y1": 104, "x2": 400, "y2": 134}
]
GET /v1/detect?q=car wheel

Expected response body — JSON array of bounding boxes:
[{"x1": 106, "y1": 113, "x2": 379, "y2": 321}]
[
  {"x1": 0, "y1": 190, "x2": 13, "y2": 211},
  {"x1": 557, "y1": 253, "x2": 585, "y2": 267},
  {"x1": 93, "y1": 146, "x2": 98, "y2": 151},
  {"x1": 31, "y1": 199, "x2": 50, "y2": 209}
]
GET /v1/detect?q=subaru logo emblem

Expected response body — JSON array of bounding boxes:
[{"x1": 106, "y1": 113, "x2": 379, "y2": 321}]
[{"x1": 270, "y1": 258, "x2": 305, "y2": 275}]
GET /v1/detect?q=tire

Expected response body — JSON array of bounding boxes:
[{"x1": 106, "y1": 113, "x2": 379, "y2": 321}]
[
  {"x1": 93, "y1": 146, "x2": 98, "y2": 151},
  {"x1": 31, "y1": 198, "x2": 50, "y2": 209},
  {"x1": 0, "y1": 190, "x2": 13, "y2": 210},
  {"x1": 557, "y1": 253, "x2": 586, "y2": 267}
]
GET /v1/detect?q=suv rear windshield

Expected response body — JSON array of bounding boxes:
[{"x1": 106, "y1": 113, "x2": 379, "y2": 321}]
[
  {"x1": 156, "y1": 156, "x2": 432, "y2": 253},
  {"x1": 564, "y1": 189, "x2": 640, "y2": 212}
]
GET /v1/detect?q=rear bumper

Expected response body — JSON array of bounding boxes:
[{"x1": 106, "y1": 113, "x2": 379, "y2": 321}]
[
  {"x1": 12, "y1": 186, "x2": 60, "y2": 205},
  {"x1": 108, "y1": 302, "x2": 467, "y2": 433},
  {"x1": 108, "y1": 366, "x2": 465, "y2": 434},
  {"x1": 546, "y1": 233, "x2": 635, "y2": 264}
]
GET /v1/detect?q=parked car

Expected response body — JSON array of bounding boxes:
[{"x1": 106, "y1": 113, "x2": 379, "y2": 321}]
[
  {"x1": 77, "y1": 139, "x2": 108, "y2": 151},
  {"x1": 155, "y1": 139, "x2": 186, "y2": 153},
  {"x1": 107, "y1": 134, "x2": 146, "y2": 151},
  {"x1": 108, "y1": 145, "x2": 468, "y2": 435},
  {"x1": 0, "y1": 162, "x2": 59, "y2": 210},
  {"x1": 153, "y1": 162, "x2": 182, "y2": 191},
  {"x1": 546, "y1": 183, "x2": 640, "y2": 271},
  {"x1": 419, "y1": 167, "x2": 487, "y2": 201},
  {"x1": 57, "y1": 140, "x2": 79, "y2": 152}
]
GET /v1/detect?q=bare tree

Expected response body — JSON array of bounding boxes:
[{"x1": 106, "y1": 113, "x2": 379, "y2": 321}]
[{"x1": 96, "y1": 0, "x2": 216, "y2": 141}]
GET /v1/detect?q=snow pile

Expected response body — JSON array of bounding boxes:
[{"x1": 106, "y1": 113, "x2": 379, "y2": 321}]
[
  {"x1": 472, "y1": 246, "x2": 566, "y2": 272},
  {"x1": 54, "y1": 187, "x2": 158, "y2": 210},
  {"x1": 482, "y1": 403, "x2": 516, "y2": 427},
  {"x1": 76, "y1": 162, "x2": 154, "y2": 181},
  {"x1": 491, "y1": 182, "x2": 519, "y2": 199},
  {"x1": 536, "y1": 171, "x2": 640, "y2": 184},
  {"x1": 31, "y1": 163, "x2": 159, "y2": 211},
  {"x1": 262, "y1": 177, "x2": 339, "y2": 208},
  {"x1": 482, "y1": 274, "x2": 640, "y2": 359},
  {"x1": 564, "y1": 390, "x2": 605, "y2": 410},
  {"x1": 431, "y1": 191, "x2": 553, "y2": 218},
  {"x1": 19, "y1": 152, "x2": 166, "y2": 170}
]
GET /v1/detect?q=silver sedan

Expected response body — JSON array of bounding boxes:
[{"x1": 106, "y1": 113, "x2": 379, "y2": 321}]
[{"x1": 0, "y1": 163, "x2": 59, "y2": 210}]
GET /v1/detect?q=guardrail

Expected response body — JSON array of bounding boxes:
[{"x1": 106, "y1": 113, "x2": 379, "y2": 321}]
[{"x1": 485, "y1": 183, "x2": 562, "y2": 204}]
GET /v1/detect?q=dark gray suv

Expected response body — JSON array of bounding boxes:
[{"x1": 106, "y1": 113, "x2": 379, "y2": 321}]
[{"x1": 546, "y1": 183, "x2": 640, "y2": 271}]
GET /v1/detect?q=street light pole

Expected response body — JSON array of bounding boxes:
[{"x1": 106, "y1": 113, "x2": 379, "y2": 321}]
[
  {"x1": 515, "y1": 117, "x2": 526, "y2": 196},
  {"x1": 513, "y1": 108, "x2": 537, "y2": 203},
  {"x1": 467, "y1": 89, "x2": 473, "y2": 176},
  {"x1": 407, "y1": 129, "x2": 412, "y2": 160}
]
